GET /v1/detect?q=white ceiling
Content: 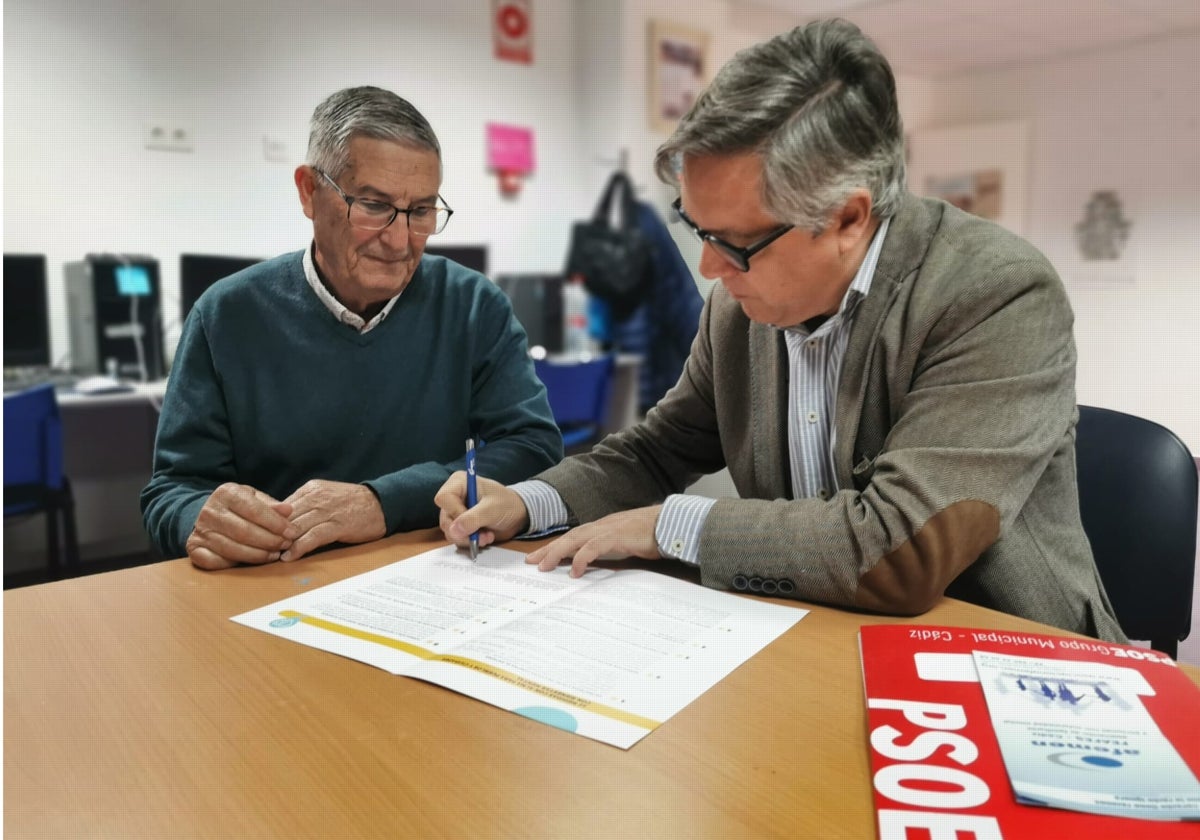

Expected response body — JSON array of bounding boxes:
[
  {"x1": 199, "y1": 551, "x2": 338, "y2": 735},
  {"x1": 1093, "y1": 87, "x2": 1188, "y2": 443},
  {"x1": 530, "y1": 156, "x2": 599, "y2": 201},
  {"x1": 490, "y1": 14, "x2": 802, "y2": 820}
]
[{"x1": 737, "y1": 0, "x2": 1200, "y2": 78}]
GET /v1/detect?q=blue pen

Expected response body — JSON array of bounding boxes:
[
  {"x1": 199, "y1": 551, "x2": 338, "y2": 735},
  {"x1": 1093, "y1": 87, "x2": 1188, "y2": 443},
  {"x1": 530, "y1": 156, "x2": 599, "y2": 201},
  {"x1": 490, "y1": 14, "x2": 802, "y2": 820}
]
[{"x1": 465, "y1": 438, "x2": 479, "y2": 561}]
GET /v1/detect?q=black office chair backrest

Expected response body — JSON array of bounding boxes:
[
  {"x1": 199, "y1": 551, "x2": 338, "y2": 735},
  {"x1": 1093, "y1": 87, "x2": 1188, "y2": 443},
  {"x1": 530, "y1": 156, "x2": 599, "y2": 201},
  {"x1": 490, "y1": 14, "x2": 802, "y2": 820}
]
[{"x1": 1075, "y1": 405, "x2": 1198, "y2": 657}]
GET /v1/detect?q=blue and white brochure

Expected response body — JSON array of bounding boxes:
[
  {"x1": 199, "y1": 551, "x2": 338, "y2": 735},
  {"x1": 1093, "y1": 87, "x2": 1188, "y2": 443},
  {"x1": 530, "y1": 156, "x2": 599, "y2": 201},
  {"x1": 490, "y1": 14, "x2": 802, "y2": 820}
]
[{"x1": 973, "y1": 650, "x2": 1200, "y2": 821}]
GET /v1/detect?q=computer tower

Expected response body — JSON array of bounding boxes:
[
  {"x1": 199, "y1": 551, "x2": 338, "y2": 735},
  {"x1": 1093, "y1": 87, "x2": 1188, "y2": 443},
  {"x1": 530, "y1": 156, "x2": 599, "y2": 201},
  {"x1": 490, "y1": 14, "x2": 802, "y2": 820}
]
[
  {"x1": 65, "y1": 255, "x2": 165, "y2": 380},
  {"x1": 496, "y1": 274, "x2": 564, "y2": 354}
]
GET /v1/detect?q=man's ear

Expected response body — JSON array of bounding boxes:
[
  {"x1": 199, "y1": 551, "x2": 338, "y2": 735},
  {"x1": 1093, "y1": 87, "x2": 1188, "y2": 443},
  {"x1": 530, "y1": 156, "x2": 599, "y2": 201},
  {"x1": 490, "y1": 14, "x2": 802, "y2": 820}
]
[
  {"x1": 831, "y1": 189, "x2": 874, "y2": 256},
  {"x1": 295, "y1": 166, "x2": 317, "y2": 221}
]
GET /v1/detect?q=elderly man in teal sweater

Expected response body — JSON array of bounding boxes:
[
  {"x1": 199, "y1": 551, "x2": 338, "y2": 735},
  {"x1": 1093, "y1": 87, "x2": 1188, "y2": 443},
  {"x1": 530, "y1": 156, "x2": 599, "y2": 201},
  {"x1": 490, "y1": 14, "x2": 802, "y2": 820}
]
[{"x1": 142, "y1": 87, "x2": 562, "y2": 569}]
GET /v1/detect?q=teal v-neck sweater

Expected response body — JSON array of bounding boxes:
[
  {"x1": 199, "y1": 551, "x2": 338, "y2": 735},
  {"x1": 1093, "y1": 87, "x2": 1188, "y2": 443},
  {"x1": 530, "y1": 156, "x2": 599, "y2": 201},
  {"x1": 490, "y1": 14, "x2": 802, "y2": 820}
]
[{"x1": 141, "y1": 250, "x2": 562, "y2": 558}]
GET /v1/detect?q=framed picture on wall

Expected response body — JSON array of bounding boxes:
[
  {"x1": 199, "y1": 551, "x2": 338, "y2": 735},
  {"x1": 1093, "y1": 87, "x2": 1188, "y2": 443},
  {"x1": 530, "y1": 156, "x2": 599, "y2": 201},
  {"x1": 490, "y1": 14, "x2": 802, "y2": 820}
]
[
  {"x1": 924, "y1": 169, "x2": 1005, "y2": 221},
  {"x1": 647, "y1": 20, "x2": 710, "y2": 134},
  {"x1": 907, "y1": 118, "x2": 1030, "y2": 236}
]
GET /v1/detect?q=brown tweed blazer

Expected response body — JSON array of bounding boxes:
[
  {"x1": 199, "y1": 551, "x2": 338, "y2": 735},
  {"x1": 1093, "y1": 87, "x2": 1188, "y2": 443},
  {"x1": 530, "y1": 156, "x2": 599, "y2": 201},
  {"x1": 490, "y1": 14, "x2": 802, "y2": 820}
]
[{"x1": 535, "y1": 193, "x2": 1126, "y2": 642}]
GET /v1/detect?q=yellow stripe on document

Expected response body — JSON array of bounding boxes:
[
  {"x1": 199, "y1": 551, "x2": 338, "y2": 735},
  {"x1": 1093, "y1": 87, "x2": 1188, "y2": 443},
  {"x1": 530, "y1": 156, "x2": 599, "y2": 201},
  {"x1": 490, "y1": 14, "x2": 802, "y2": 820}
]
[{"x1": 279, "y1": 610, "x2": 661, "y2": 731}]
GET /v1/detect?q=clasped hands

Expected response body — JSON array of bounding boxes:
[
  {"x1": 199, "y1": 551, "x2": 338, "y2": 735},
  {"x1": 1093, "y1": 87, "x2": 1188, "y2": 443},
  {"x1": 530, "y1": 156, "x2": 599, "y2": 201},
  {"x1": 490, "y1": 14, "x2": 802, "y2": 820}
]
[
  {"x1": 189, "y1": 473, "x2": 666, "y2": 575},
  {"x1": 186, "y1": 480, "x2": 386, "y2": 570},
  {"x1": 434, "y1": 472, "x2": 664, "y2": 577}
]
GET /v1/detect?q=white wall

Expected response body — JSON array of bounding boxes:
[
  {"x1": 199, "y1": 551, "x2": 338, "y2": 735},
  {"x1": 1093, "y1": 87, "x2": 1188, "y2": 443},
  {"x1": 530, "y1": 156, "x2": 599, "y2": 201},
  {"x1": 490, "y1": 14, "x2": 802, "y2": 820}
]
[
  {"x1": 914, "y1": 34, "x2": 1200, "y2": 452},
  {"x1": 12, "y1": 0, "x2": 1189, "y2": 454},
  {"x1": 3, "y1": 0, "x2": 936, "y2": 361},
  {"x1": 4, "y1": 0, "x2": 595, "y2": 363}
]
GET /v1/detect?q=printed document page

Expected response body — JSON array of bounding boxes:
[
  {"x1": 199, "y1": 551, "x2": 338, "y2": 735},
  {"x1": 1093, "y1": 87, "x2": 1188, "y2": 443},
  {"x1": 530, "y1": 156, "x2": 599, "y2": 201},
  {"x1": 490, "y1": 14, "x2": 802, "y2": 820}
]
[{"x1": 233, "y1": 545, "x2": 806, "y2": 748}]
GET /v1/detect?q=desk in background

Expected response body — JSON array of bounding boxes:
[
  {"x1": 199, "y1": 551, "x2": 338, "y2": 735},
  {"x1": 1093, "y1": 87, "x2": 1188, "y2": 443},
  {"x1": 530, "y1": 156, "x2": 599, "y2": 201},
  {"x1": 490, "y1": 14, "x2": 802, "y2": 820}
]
[{"x1": 8, "y1": 531, "x2": 1196, "y2": 838}]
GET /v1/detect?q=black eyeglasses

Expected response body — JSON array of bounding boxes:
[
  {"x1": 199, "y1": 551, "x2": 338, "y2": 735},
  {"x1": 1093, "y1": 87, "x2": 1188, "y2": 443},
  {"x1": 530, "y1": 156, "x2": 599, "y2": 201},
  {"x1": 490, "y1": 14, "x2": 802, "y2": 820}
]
[
  {"x1": 315, "y1": 169, "x2": 453, "y2": 235},
  {"x1": 672, "y1": 197, "x2": 794, "y2": 272}
]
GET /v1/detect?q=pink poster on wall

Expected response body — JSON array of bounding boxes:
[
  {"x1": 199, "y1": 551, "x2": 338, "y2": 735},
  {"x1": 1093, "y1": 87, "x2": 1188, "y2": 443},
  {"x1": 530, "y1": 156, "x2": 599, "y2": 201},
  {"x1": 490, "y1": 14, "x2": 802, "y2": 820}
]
[{"x1": 486, "y1": 123, "x2": 535, "y2": 175}]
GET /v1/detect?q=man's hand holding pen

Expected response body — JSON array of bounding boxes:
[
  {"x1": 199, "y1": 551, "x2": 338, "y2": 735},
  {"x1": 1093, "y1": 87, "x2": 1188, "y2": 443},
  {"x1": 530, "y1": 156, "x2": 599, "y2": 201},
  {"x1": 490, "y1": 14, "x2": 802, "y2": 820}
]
[
  {"x1": 435, "y1": 472, "x2": 666, "y2": 578},
  {"x1": 436, "y1": 473, "x2": 531, "y2": 553}
]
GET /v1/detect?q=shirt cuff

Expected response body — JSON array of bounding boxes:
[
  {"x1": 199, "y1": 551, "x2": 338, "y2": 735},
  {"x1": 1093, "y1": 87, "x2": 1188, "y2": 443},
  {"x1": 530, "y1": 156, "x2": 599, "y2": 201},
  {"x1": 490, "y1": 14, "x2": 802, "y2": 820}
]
[
  {"x1": 510, "y1": 479, "x2": 571, "y2": 538},
  {"x1": 655, "y1": 494, "x2": 717, "y2": 566}
]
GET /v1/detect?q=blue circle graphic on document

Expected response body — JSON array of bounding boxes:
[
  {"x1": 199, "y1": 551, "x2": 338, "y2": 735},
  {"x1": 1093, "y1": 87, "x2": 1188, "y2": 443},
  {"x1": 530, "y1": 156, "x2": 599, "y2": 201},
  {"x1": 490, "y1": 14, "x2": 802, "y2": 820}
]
[
  {"x1": 513, "y1": 706, "x2": 578, "y2": 732},
  {"x1": 1047, "y1": 752, "x2": 1123, "y2": 770},
  {"x1": 270, "y1": 617, "x2": 300, "y2": 629}
]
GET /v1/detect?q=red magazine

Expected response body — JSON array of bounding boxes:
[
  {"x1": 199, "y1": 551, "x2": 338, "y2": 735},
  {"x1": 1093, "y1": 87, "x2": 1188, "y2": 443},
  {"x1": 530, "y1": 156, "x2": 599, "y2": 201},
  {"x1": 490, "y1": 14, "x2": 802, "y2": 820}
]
[{"x1": 859, "y1": 624, "x2": 1200, "y2": 839}]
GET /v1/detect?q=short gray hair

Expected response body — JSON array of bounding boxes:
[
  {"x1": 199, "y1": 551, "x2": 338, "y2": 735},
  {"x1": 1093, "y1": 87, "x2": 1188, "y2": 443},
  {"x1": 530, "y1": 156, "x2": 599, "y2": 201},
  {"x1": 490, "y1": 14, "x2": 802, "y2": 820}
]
[
  {"x1": 654, "y1": 19, "x2": 906, "y2": 232},
  {"x1": 305, "y1": 86, "x2": 441, "y2": 178}
]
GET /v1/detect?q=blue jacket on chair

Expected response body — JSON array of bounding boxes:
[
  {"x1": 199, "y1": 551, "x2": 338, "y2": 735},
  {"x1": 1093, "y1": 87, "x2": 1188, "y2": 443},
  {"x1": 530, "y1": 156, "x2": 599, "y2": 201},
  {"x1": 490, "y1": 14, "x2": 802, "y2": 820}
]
[{"x1": 608, "y1": 202, "x2": 703, "y2": 414}]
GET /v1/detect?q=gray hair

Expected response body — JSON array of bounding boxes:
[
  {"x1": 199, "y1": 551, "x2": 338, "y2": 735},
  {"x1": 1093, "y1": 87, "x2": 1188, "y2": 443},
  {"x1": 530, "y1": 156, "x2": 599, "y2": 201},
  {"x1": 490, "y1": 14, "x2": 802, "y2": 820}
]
[
  {"x1": 305, "y1": 86, "x2": 441, "y2": 178},
  {"x1": 654, "y1": 19, "x2": 906, "y2": 233}
]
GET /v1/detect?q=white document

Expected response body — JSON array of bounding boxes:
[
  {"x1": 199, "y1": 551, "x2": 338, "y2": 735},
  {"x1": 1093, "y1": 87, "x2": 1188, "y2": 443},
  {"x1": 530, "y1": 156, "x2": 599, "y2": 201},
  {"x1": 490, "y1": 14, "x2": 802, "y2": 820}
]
[
  {"x1": 233, "y1": 545, "x2": 807, "y2": 749},
  {"x1": 972, "y1": 650, "x2": 1200, "y2": 820}
]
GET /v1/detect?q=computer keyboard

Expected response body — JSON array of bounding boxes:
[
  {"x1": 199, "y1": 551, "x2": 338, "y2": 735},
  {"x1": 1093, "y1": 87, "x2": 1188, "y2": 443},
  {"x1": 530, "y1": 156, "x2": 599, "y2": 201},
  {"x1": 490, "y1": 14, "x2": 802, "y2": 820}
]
[{"x1": 2, "y1": 367, "x2": 80, "y2": 393}]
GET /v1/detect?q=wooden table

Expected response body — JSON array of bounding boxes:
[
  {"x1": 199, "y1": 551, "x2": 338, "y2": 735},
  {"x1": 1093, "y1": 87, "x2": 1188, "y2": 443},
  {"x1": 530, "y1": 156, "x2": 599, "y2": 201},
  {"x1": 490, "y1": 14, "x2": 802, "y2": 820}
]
[{"x1": 6, "y1": 530, "x2": 1198, "y2": 838}]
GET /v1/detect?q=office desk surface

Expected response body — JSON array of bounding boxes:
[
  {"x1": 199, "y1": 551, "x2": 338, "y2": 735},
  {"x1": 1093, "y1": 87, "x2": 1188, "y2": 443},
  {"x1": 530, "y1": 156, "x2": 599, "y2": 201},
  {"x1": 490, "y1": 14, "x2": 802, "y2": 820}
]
[{"x1": 7, "y1": 531, "x2": 1198, "y2": 839}]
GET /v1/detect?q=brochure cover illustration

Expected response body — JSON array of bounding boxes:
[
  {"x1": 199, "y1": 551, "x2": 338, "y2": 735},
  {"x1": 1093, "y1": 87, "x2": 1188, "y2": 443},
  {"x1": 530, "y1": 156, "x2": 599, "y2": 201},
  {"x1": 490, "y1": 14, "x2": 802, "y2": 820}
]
[{"x1": 860, "y1": 625, "x2": 1200, "y2": 839}]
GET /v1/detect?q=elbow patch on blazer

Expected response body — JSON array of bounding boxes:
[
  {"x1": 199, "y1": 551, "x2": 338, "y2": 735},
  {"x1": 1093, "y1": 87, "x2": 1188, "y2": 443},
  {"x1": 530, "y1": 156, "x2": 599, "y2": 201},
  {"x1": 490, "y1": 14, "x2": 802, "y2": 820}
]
[{"x1": 854, "y1": 500, "x2": 1000, "y2": 615}]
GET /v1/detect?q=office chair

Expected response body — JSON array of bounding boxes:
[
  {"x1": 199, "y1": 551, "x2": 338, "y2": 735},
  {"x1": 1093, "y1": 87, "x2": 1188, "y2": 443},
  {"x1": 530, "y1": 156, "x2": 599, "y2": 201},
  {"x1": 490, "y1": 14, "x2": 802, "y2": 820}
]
[
  {"x1": 534, "y1": 355, "x2": 616, "y2": 453},
  {"x1": 4, "y1": 383, "x2": 81, "y2": 581},
  {"x1": 1075, "y1": 405, "x2": 1198, "y2": 658}
]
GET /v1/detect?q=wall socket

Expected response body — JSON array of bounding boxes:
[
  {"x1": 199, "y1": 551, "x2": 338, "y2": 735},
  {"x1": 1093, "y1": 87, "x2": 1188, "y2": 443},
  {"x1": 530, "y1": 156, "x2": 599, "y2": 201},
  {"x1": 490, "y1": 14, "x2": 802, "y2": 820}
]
[
  {"x1": 262, "y1": 136, "x2": 290, "y2": 163},
  {"x1": 144, "y1": 123, "x2": 193, "y2": 153}
]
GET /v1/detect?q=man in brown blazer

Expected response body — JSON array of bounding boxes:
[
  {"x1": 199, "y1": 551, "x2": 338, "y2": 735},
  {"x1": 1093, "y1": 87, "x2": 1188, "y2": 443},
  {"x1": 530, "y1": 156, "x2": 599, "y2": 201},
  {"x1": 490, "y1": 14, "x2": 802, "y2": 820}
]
[{"x1": 437, "y1": 19, "x2": 1125, "y2": 642}]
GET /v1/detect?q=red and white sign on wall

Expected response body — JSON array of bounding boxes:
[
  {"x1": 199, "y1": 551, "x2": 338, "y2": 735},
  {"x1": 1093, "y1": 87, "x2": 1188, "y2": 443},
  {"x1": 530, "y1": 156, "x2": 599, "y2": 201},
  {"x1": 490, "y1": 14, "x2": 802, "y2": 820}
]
[{"x1": 492, "y1": 0, "x2": 532, "y2": 65}]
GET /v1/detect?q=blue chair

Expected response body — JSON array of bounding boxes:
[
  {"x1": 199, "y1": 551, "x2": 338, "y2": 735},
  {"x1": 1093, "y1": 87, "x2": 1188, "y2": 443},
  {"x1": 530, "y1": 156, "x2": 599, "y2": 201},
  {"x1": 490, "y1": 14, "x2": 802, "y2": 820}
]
[
  {"x1": 1075, "y1": 406, "x2": 1197, "y2": 658},
  {"x1": 4, "y1": 383, "x2": 80, "y2": 580},
  {"x1": 534, "y1": 355, "x2": 616, "y2": 453}
]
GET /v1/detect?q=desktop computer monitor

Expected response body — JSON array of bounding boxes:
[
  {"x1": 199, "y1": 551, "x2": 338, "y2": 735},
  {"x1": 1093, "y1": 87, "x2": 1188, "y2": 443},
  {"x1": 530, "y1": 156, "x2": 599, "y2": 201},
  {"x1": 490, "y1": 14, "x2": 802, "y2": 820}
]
[
  {"x1": 495, "y1": 274, "x2": 564, "y2": 354},
  {"x1": 180, "y1": 254, "x2": 262, "y2": 321},
  {"x1": 423, "y1": 245, "x2": 488, "y2": 276},
  {"x1": 3, "y1": 254, "x2": 52, "y2": 368}
]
